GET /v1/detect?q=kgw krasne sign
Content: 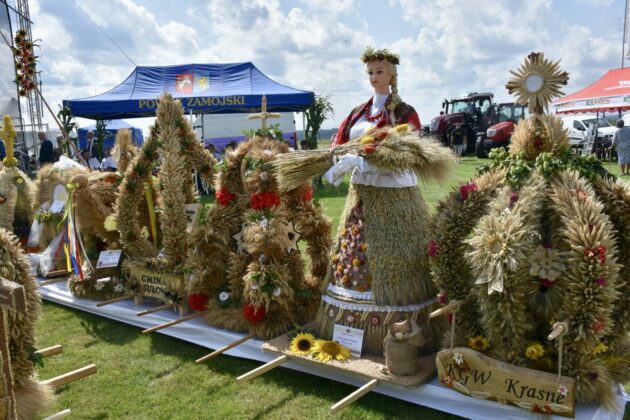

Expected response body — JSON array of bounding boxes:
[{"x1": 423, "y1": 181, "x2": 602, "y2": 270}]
[{"x1": 436, "y1": 347, "x2": 575, "y2": 417}]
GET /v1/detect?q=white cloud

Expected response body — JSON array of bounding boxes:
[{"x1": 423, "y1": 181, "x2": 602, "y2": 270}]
[{"x1": 23, "y1": 0, "x2": 626, "y2": 136}]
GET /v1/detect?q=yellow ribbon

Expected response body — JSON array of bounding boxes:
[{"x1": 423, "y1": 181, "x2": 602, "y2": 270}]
[
  {"x1": 64, "y1": 243, "x2": 71, "y2": 272},
  {"x1": 145, "y1": 178, "x2": 158, "y2": 245}
]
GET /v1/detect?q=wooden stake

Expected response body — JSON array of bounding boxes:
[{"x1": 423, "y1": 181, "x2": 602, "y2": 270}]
[
  {"x1": 41, "y1": 364, "x2": 97, "y2": 388},
  {"x1": 330, "y1": 379, "x2": 378, "y2": 415},
  {"x1": 548, "y1": 321, "x2": 569, "y2": 341},
  {"x1": 195, "y1": 333, "x2": 255, "y2": 364},
  {"x1": 43, "y1": 409, "x2": 71, "y2": 420},
  {"x1": 35, "y1": 344, "x2": 63, "y2": 358},
  {"x1": 95, "y1": 295, "x2": 134, "y2": 307},
  {"x1": 38, "y1": 277, "x2": 67, "y2": 287},
  {"x1": 141, "y1": 311, "x2": 205, "y2": 334},
  {"x1": 236, "y1": 355, "x2": 288, "y2": 384},
  {"x1": 136, "y1": 303, "x2": 174, "y2": 317},
  {"x1": 429, "y1": 300, "x2": 463, "y2": 319}
]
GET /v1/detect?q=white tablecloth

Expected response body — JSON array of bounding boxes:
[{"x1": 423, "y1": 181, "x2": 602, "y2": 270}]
[{"x1": 38, "y1": 280, "x2": 628, "y2": 420}]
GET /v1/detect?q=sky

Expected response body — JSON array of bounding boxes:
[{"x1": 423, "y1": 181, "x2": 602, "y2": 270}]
[{"x1": 9, "y1": 0, "x2": 630, "y2": 134}]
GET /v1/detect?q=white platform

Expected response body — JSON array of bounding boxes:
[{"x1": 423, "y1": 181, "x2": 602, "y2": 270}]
[{"x1": 38, "y1": 280, "x2": 628, "y2": 420}]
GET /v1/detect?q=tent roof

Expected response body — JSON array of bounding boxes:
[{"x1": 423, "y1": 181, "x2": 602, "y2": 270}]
[
  {"x1": 77, "y1": 119, "x2": 138, "y2": 131},
  {"x1": 63, "y1": 62, "x2": 314, "y2": 119},
  {"x1": 554, "y1": 68, "x2": 630, "y2": 114}
]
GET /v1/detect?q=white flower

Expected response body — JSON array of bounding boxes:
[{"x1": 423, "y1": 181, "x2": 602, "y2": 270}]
[
  {"x1": 273, "y1": 287, "x2": 281, "y2": 297},
  {"x1": 557, "y1": 384, "x2": 568, "y2": 397},
  {"x1": 258, "y1": 253, "x2": 267, "y2": 264},
  {"x1": 219, "y1": 292, "x2": 230, "y2": 302},
  {"x1": 113, "y1": 283, "x2": 124, "y2": 293},
  {"x1": 263, "y1": 149, "x2": 273, "y2": 156},
  {"x1": 260, "y1": 171, "x2": 268, "y2": 181},
  {"x1": 528, "y1": 245, "x2": 566, "y2": 281},
  {"x1": 452, "y1": 351, "x2": 464, "y2": 365},
  {"x1": 444, "y1": 376, "x2": 452, "y2": 385},
  {"x1": 251, "y1": 283, "x2": 259, "y2": 290},
  {"x1": 260, "y1": 218, "x2": 269, "y2": 229},
  {"x1": 95, "y1": 279, "x2": 107, "y2": 291}
]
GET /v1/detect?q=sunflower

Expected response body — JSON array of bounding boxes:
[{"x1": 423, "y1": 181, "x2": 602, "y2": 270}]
[
  {"x1": 290, "y1": 333, "x2": 316, "y2": 356},
  {"x1": 525, "y1": 343, "x2": 545, "y2": 361},
  {"x1": 468, "y1": 335, "x2": 489, "y2": 352},
  {"x1": 312, "y1": 340, "x2": 351, "y2": 362}
]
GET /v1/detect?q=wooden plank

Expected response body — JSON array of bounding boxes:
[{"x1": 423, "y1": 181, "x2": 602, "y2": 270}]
[
  {"x1": 35, "y1": 345, "x2": 63, "y2": 358},
  {"x1": 236, "y1": 355, "x2": 288, "y2": 384},
  {"x1": 38, "y1": 277, "x2": 68, "y2": 287},
  {"x1": 41, "y1": 364, "x2": 97, "y2": 388},
  {"x1": 436, "y1": 348, "x2": 575, "y2": 417},
  {"x1": 136, "y1": 303, "x2": 174, "y2": 317},
  {"x1": 330, "y1": 379, "x2": 378, "y2": 414},
  {"x1": 141, "y1": 312, "x2": 204, "y2": 334},
  {"x1": 42, "y1": 409, "x2": 71, "y2": 420},
  {"x1": 195, "y1": 334, "x2": 254, "y2": 364}
]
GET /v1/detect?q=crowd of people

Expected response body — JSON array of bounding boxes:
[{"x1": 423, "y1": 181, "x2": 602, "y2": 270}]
[{"x1": 34, "y1": 129, "x2": 117, "y2": 172}]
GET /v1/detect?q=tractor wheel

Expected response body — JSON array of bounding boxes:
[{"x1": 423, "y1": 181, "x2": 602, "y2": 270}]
[{"x1": 476, "y1": 141, "x2": 488, "y2": 158}]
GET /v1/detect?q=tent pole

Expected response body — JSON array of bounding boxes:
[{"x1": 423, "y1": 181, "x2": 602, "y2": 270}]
[
  {"x1": 624, "y1": 0, "x2": 628, "y2": 69},
  {"x1": 302, "y1": 112, "x2": 306, "y2": 145},
  {"x1": 201, "y1": 114, "x2": 205, "y2": 140}
]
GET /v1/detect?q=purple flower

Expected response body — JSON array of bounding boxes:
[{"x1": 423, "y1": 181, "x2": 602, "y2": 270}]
[
  {"x1": 596, "y1": 277, "x2": 606, "y2": 288},
  {"x1": 509, "y1": 192, "x2": 519, "y2": 208},
  {"x1": 540, "y1": 278, "x2": 554, "y2": 288}
]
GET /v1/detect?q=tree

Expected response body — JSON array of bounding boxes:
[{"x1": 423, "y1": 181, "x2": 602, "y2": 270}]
[
  {"x1": 94, "y1": 119, "x2": 110, "y2": 161},
  {"x1": 304, "y1": 95, "x2": 333, "y2": 150}
]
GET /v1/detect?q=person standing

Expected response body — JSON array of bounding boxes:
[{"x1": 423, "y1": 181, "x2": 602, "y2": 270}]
[
  {"x1": 612, "y1": 119, "x2": 630, "y2": 175},
  {"x1": 86, "y1": 130, "x2": 100, "y2": 159},
  {"x1": 38, "y1": 131, "x2": 55, "y2": 165},
  {"x1": 449, "y1": 123, "x2": 467, "y2": 163}
]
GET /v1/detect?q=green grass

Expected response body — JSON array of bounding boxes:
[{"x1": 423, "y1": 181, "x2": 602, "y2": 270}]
[{"x1": 36, "y1": 157, "x2": 627, "y2": 418}]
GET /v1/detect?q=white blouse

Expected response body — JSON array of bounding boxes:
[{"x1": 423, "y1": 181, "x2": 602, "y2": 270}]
[{"x1": 329, "y1": 94, "x2": 417, "y2": 188}]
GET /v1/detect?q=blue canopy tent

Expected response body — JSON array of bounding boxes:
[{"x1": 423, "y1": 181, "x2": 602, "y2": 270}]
[
  {"x1": 63, "y1": 62, "x2": 314, "y2": 119},
  {"x1": 77, "y1": 119, "x2": 144, "y2": 151}
]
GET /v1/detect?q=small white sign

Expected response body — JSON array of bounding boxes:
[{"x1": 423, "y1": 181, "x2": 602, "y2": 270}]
[
  {"x1": 185, "y1": 203, "x2": 202, "y2": 233},
  {"x1": 49, "y1": 200, "x2": 65, "y2": 214},
  {"x1": 96, "y1": 250, "x2": 122, "y2": 269},
  {"x1": 332, "y1": 324, "x2": 364, "y2": 358}
]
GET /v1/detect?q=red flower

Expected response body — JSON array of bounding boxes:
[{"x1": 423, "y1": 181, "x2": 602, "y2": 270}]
[
  {"x1": 459, "y1": 182, "x2": 478, "y2": 201},
  {"x1": 509, "y1": 192, "x2": 519, "y2": 208},
  {"x1": 216, "y1": 188, "x2": 236, "y2": 206},
  {"x1": 243, "y1": 303, "x2": 266, "y2": 324},
  {"x1": 447, "y1": 313, "x2": 454, "y2": 326},
  {"x1": 427, "y1": 240, "x2": 439, "y2": 258},
  {"x1": 188, "y1": 293, "x2": 209, "y2": 311},
  {"x1": 596, "y1": 246, "x2": 607, "y2": 264},
  {"x1": 250, "y1": 191, "x2": 281, "y2": 210},
  {"x1": 437, "y1": 290, "x2": 447, "y2": 305},
  {"x1": 575, "y1": 189, "x2": 587, "y2": 201},
  {"x1": 302, "y1": 186, "x2": 313, "y2": 202},
  {"x1": 363, "y1": 144, "x2": 376, "y2": 154},
  {"x1": 374, "y1": 130, "x2": 388, "y2": 140},
  {"x1": 540, "y1": 278, "x2": 554, "y2": 288},
  {"x1": 593, "y1": 318, "x2": 605, "y2": 333}
]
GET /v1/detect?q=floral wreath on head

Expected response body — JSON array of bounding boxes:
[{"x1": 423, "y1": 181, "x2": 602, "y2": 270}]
[{"x1": 361, "y1": 46, "x2": 400, "y2": 65}]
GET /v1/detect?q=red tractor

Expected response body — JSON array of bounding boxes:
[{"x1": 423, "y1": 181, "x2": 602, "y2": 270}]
[
  {"x1": 475, "y1": 102, "x2": 529, "y2": 157},
  {"x1": 430, "y1": 92, "x2": 495, "y2": 154}
]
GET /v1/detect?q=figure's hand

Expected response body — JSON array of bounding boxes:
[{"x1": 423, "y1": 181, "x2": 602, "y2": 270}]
[{"x1": 335, "y1": 153, "x2": 361, "y2": 173}]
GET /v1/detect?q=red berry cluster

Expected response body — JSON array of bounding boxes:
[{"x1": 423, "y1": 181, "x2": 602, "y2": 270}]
[{"x1": 13, "y1": 28, "x2": 38, "y2": 96}]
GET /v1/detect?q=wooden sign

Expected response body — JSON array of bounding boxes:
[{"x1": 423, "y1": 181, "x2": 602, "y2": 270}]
[
  {"x1": 128, "y1": 266, "x2": 185, "y2": 303},
  {"x1": 436, "y1": 347, "x2": 575, "y2": 417}
]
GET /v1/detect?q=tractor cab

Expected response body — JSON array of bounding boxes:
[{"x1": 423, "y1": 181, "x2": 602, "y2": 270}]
[
  {"x1": 430, "y1": 92, "x2": 494, "y2": 154},
  {"x1": 475, "y1": 102, "x2": 529, "y2": 157}
]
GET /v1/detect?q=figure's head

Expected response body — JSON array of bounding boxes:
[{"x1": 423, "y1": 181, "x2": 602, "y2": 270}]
[
  {"x1": 617, "y1": 119, "x2": 624, "y2": 128},
  {"x1": 56, "y1": 134, "x2": 64, "y2": 143},
  {"x1": 225, "y1": 141, "x2": 238, "y2": 152},
  {"x1": 300, "y1": 140, "x2": 309, "y2": 150},
  {"x1": 37, "y1": 131, "x2": 46, "y2": 141},
  {"x1": 87, "y1": 130, "x2": 95, "y2": 139},
  {"x1": 361, "y1": 47, "x2": 399, "y2": 96},
  {"x1": 81, "y1": 148, "x2": 90, "y2": 159}
]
